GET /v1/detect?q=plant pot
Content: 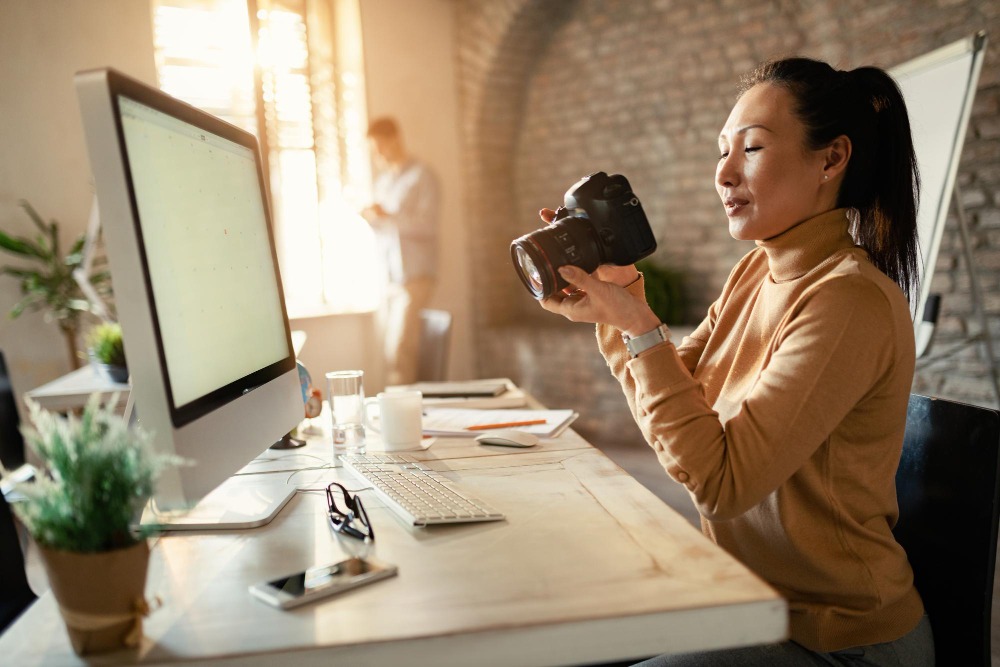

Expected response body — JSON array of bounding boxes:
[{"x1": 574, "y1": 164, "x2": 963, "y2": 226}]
[
  {"x1": 38, "y1": 539, "x2": 151, "y2": 655},
  {"x1": 93, "y1": 362, "x2": 129, "y2": 384}
]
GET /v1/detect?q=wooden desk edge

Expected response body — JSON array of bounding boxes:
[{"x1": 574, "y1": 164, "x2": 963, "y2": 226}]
[{"x1": 146, "y1": 598, "x2": 787, "y2": 667}]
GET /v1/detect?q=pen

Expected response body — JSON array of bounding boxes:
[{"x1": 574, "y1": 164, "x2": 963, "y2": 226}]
[{"x1": 465, "y1": 419, "x2": 547, "y2": 431}]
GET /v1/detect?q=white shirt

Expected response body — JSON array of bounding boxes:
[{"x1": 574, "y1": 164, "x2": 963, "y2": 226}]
[{"x1": 370, "y1": 159, "x2": 440, "y2": 284}]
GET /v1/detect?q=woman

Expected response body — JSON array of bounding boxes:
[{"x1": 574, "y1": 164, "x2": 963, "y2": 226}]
[{"x1": 539, "y1": 58, "x2": 933, "y2": 666}]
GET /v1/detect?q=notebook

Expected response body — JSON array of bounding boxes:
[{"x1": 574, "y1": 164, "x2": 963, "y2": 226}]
[{"x1": 390, "y1": 378, "x2": 528, "y2": 409}]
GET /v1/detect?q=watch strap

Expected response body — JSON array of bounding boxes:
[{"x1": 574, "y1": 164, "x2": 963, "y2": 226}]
[{"x1": 622, "y1": 323, "x2": 669, "y2": 358}]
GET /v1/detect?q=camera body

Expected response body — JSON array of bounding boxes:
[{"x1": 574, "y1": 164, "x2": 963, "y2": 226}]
[{"x1": 510, "y1": 171, "x2": 656, "y2": 299}]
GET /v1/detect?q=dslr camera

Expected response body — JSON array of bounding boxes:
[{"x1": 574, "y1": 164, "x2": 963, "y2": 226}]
[{"x1": 510, "y1": 171, "x2": 656, "y2": 299}]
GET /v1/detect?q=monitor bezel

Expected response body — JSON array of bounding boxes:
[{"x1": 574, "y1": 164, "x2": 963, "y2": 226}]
[{"x1": 101, "y1": 69, "x2": 295, "y2": 429}]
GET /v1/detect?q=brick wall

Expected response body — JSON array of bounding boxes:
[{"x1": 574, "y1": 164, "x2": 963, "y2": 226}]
[{"x1": 456, "y1": 0, "x2": 1000, "y2": 448}]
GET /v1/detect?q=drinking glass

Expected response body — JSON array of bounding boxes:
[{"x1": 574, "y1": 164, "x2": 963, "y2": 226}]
[{"x1": 325, "y1": 370, "x2": 366, "y2": 464}]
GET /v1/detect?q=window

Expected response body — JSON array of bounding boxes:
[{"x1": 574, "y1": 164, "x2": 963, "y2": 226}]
[{"x1": 151, "y1": 0, "x2": 379, "y2": 316}]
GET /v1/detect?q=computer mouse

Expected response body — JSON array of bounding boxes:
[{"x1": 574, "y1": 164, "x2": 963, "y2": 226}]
[{"x1": 474, "y1": 430, "x2": 539, "y2": 448}]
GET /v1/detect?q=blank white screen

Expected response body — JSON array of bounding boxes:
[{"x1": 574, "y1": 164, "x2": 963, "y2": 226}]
[
  {"x1": 118, "y1": 96, "x2": 289, "y2": 409},
  {"x1": 889, "y1": 35, "x2": 984, "y2": 327},
  {"x1": 893, "y1": 51, "x2": 973, "y2": 289}
]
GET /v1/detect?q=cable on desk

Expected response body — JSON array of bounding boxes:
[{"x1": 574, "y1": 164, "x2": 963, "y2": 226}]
[
  {"x1": 248, "y1": 452, "x2": 327, "y2": 465},
  {"x1": 233, "y1": 454, "x2": 330, "y2": 477},
  {"x1": 234, "y1": 455, "x2": 374, "y2": 495},
  {"x1": 295, "y1": 485, "x2": 373, "y2": 495}
]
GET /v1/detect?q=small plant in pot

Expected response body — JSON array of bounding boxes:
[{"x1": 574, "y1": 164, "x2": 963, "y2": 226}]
[
  {"x1": 1, "y1": 394, "x2": 182, "y2": 655},
  {"x1": 87, "y1": 322, "x2": 128, "y2": 383}
]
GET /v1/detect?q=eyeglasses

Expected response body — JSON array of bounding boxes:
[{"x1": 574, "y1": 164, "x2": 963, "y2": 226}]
[{"x1": 326, "y1": 482, "x2": 374, "y2": 542}]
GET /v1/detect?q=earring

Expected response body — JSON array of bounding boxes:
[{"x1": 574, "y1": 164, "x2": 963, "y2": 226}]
[{"x1": 823, "y1": 175, "x2": 829, "y2": 180}]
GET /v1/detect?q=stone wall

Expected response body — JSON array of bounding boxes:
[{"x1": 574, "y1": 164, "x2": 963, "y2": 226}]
[{"x1": 455, "y1": 0, "x2": 1000, "y2": 449}]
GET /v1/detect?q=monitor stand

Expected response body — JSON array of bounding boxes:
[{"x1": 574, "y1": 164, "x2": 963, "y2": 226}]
[
  {"x1": 270, "y1": 431, "x2": 306, "y2": 449},
  {"x1": 128, "y1": 394, "x2": 299, "y2": 531},
  {"x1": 140, "y1": 474, "x2": 296, "y2": 531}
]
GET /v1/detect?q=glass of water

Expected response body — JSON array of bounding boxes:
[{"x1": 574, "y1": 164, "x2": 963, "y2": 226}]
[{"x1": 325, "y1": 370, "x2": 366, "y2": 464}]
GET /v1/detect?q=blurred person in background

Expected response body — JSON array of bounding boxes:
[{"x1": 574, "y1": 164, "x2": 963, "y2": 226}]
[{"x1": 361, "y1": 117, "x2": 441, "y2": 386}]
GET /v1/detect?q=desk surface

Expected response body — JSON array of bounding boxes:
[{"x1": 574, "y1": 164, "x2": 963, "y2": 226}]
[
  {"x1": 24, "y1": 364, "x2": 129, "y2": 412},
  {"x1": 1, "y1": 414, "x2": 786, "y2": 666}
]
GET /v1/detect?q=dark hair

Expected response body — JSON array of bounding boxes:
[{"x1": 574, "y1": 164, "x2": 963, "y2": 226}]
[
  {"x1": 742, "y1": 58, "x2": 920, "y2": 306},
  {"x1": 367, "y1": 116, "x2": 400, "y2": 139}
]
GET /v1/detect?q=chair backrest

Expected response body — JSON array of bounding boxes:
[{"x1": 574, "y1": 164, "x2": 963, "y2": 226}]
[
  {"x1": 416, "y1": 309, "x2": 452, "y2": 382},
  {"x1": 893, "y1": 394, "x2": 1000, "y2": 667},
  {"x1": 0, "y1": 350, "x2": 26, "y2": 470},
  {"x1": 0, "y1": 490, "x2": 35, "y2": 633}
]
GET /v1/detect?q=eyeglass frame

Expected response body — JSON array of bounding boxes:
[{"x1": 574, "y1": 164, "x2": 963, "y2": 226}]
[{"x1": 326, "y1": 482, "x2": 374, "y2": 542}]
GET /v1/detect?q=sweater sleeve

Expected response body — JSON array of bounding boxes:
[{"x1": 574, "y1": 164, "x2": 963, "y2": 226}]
[
  {"x1": 675, "y1": 306, "x2": 714, "y2": 375},
  {"x1": 596, "y1": 275, "x2": 713, "y2": 442},
  {"x1": 604, "y1": 274, "x2": 900, "y2": 521},
  {"x1": 596, "y1": 276, "x2": 648, "y2": 425}
]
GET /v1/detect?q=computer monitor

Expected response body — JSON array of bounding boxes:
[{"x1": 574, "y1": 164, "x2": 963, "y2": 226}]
[{"x1": 74, "y1": 68, "x2": 303, "y2": 529}]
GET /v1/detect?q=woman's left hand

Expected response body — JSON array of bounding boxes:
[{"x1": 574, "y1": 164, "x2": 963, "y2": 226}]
[{"x1": 540, "y1": 265, "x2": 661, "y2": 335}]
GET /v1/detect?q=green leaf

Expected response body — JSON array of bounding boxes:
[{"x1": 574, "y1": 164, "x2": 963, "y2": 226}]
[
  {"x1": 18, "y1": 200, "x2": 50, "y2": 236},
  {"x1": 89, "y1": 270, "x2": 112, "y2": 285},
  {"x1": 68, "y1": 234, "x2": 86, "y2": 257},
  {"x1": 9, "y1": 293, "x2": 42, "y2": 319},
  {"x1": 48, "y1": 219, "x2": 60, "y2": 259},
  {"x1": 1, "y1": 267, "x2": 42, "y2": 280},
  {"x1": 0, "y1": 229, "x2": 43, "y2": 258},
  {"x1": 22, "y1": 274, "x2": 43, "y2": 292},
  {"x1": 33, "y1": 233, "x2": 53, "y2": 262}
]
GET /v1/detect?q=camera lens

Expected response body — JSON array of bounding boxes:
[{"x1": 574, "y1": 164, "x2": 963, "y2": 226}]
[
  {"x1": 510, "y1": 216, "x2": 601, "y2": 299},
  {"x1": 513, "y1": 246, "x2": 545, "y2": 295}
]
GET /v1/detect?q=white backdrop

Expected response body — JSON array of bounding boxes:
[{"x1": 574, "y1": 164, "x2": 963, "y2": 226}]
[{"x1": 889, "y1": 32, "x2": 988, "y2": 330}]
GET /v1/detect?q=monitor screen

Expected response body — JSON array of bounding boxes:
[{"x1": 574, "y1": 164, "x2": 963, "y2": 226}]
[
  {"x1": 116, "y1": 95, "x2": 291, "y2": 425},
  {"x1": 76, "y1": 68, "x2": 303, "y2": 526}
]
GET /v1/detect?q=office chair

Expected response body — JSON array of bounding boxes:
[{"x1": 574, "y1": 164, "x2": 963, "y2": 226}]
[
  {"x1": 0, "y1": 350, "x2": 26, "y2": 470},
  {"x1": 0, "y1": 348, "x2": 37, "y2": 633},
  {"x1": 416, "y1": 309, "x2": 452, "y2": 382},
  {"x1": 0, "y1": 490, "x2": 36, "y2": 633},
  {"x1": 893, "y1": 394, "x2": 1000, "y2": 667}
]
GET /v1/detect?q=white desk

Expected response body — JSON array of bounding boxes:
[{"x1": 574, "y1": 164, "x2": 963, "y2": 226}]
[
  {"x1": 24, "y1": 364, "x2": 129, "y2": 412},
  {"x1": 0, "y1": 416, "x2": 787, "y2": 666}
]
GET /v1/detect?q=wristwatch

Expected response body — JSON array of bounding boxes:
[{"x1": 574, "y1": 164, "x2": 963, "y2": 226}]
[{"x1": 622, "y1": 323, "x2": 670, "y2": 358}]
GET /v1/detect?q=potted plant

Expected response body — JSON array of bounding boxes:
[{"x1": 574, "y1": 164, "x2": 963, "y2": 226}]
[
  {"x1": 0, "y1": 200, "x2": 113, "y2": 369},
  {"x1": 636, "y1": 258, "x2": 687, "y2": 325},
  {"x1": 87, "y1": 322, "x2": 128, "y2": 383},
  {"x1": 1, "y1": 394, "x2": 181, "y2": 655}
]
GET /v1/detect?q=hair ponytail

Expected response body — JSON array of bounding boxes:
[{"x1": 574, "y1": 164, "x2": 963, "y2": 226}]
[{"x1": 743, "y1": 59, "x2": 921, "y2": 305}]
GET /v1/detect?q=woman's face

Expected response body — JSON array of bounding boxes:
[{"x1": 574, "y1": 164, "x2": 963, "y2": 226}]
[{"x1": 716, "y1": 83, "x2": 832, "y2": 241}]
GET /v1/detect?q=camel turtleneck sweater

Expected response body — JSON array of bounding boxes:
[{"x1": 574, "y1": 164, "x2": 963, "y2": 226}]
[{"x1": 596, "y1": 209, "x2": 923, "y2": 652}]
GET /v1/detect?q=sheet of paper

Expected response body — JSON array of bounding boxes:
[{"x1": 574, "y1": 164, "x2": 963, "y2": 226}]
[{"x1": 422, "y1": 408, "x2": 578, "y2": 438}]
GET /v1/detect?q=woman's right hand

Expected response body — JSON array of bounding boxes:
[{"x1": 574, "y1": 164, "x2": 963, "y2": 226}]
[
  {"x1": 538, "y1": 208, "x2": 639, "y2": 288},
  {"x1": 534, "y1": 208, "x2": 654, "y2": 333},
  {"x1": 538, "y1": 264, "x2": 660, "y2": 335}
]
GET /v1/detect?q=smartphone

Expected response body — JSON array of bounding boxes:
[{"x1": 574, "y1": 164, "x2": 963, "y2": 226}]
[{"x1": 249, "y1": 557, "x2": 397, "y2": 609}]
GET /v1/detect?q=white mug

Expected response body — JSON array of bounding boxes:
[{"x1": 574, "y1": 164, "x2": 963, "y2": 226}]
[{"x1": 363, "y1": 391, "x2": 423, "y2": 451}]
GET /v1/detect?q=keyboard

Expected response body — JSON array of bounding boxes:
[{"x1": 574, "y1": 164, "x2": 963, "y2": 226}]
[{"x1": 340, "y1": 453, "x2": 505, "y2": 526}]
